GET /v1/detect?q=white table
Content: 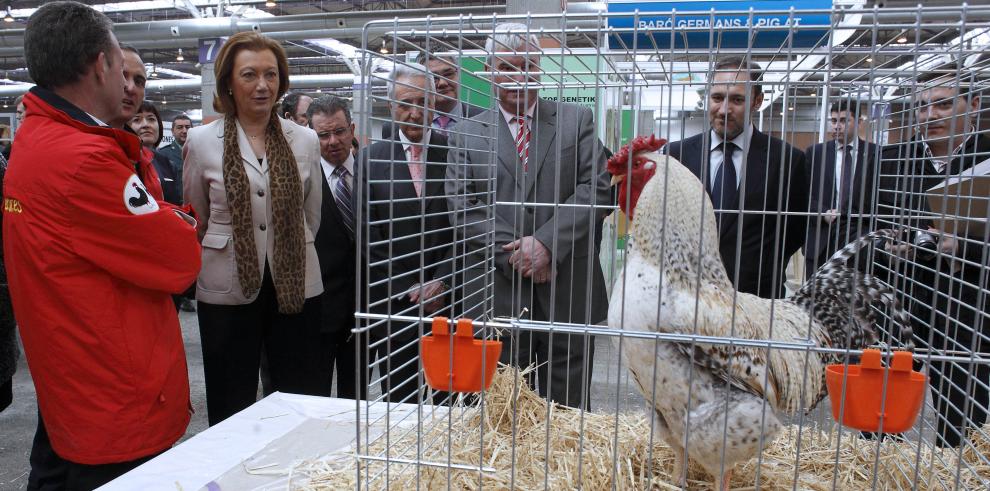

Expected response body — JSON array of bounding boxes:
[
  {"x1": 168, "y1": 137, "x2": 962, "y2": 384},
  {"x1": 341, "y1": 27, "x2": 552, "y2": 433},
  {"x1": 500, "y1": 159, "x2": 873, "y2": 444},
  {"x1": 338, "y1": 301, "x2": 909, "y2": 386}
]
[{"x1": 98, "y1": 393, "x2": 424, "y2": 491}]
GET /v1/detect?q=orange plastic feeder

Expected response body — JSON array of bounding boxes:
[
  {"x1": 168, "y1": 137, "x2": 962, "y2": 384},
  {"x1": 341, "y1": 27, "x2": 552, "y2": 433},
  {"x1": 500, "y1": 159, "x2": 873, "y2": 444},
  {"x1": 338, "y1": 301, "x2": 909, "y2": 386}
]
[
  {"x1": 825, "y1": 349, "x2": 927, "y2": 433},
  {"x1": 421, "y1": 317, "x2": 502, "y2": 393}
]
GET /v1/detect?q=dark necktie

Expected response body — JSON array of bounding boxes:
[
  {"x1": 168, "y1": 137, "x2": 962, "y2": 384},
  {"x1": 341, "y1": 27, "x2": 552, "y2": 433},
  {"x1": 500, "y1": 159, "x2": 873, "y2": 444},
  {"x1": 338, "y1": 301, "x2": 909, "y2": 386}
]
[
  {"x1": 332, "y1": 165, "x2": 354, "y2": 238},
  {"x1": 711, "y1": 142, "x2": 739, "y2": 211},
  {"x1": 837, "y1": 145, "x2": 855, "y2": 212}
]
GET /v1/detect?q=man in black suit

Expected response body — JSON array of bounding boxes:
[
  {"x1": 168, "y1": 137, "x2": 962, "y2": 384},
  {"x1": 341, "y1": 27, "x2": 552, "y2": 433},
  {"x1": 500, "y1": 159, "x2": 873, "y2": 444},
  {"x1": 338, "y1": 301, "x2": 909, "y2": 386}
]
[
  {"x1": 380, "y1": 51, "x2": 483, "y2": 140},
  {"x1": 360, "y1": 63, "x2": 453, "y2": 404},
  {"x1": 308, "y1": 95, "x2": 361, "y2": 399},
  {"x1": 877, "y1": 64, "x2": 989, "y2": 448},
  {"x1": 803, "y1": 100, "x2": 879, "y2": 275},
  {"x1": 666, "y1": 57, "x2": 808, "y2": 299}
]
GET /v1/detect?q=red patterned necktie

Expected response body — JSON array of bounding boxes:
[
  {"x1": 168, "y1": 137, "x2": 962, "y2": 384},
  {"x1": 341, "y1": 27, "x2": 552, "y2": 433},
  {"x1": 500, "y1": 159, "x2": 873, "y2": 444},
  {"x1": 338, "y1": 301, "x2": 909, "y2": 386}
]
[{"x1": 515, "y1": 116, "x2": 530, "y2": 172}]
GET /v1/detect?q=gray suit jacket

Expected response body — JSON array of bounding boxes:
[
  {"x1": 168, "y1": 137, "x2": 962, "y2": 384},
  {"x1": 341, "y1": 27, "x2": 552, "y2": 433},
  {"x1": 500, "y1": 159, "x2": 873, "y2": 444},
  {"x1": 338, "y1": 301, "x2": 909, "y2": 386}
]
[
  {"x1": 446, "y1": 99, "x2": 611, "y2": 324},
  {"x1": 183, "y1": 117, "x2": 324, "y2": 305}
]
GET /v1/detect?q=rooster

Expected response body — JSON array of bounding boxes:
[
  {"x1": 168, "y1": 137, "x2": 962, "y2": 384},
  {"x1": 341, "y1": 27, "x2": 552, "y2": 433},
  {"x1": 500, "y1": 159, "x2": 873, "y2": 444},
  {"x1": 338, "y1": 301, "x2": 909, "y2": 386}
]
[{"x1": 606, "y1": 135, "x2": 913, "y2": 490}]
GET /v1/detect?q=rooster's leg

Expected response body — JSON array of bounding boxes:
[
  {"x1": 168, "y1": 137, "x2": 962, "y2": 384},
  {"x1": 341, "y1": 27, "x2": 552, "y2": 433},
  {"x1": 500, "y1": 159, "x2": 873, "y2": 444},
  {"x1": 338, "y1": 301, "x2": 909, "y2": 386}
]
[
  {"x1": 717, "y1": 469, "x2": 732, "y2": 491},
  {"x1": 670, "y1": 446, "x2": 687, "y2": 487}
]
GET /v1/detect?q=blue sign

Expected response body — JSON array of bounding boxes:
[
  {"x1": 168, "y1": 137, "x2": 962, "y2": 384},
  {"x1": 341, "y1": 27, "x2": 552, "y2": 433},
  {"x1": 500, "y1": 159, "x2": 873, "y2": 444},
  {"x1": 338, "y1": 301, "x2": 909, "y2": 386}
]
[
  {"x1": 198, "y1": 38, "x2": 226, "y2": 64},
  {"x1": 606, "y1": 0, "x2": 832, "y2": 50}
]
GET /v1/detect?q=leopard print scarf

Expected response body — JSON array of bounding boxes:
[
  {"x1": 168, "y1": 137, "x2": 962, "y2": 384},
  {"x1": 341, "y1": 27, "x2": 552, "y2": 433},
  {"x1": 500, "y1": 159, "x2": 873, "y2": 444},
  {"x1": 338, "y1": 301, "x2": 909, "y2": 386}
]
[{"x1": 222, "y1": 111, "x2": 306, "y2": 314}]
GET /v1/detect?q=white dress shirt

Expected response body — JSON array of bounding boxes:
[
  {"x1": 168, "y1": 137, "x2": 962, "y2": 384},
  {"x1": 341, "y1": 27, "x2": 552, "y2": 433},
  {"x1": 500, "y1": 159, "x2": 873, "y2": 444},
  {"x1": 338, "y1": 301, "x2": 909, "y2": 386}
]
[
  {"x1": 499, "y1": 102, "x2": 538, "y2": 140},
  {"x1": 321, "y1": 153, "x2": 354, "y2": 201},
  {"x1": 708, "y1": 124, "x2": 753, "y2": 189},
  {"x1": 397, "y1": 128, "x2": 431, "y2": 162}
]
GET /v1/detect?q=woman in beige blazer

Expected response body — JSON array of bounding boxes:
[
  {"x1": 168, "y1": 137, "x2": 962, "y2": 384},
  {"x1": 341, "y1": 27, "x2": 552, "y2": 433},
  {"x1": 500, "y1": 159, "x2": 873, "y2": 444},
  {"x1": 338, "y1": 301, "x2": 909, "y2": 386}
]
[{"x1": 182, "y1": 32, "x2": 326, "y2": 426}]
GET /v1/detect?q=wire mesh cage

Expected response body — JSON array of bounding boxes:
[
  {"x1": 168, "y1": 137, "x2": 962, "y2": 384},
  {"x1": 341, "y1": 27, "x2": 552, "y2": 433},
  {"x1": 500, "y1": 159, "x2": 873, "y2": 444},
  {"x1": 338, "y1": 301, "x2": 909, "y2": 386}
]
[{"x1": 339, "y1": 3, "x2": 990, "y2": 489}]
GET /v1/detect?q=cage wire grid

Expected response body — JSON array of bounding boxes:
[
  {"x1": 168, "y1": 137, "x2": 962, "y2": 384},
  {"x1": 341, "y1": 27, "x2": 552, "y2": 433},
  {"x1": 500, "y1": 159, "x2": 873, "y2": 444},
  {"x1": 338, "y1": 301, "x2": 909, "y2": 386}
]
[{"x1": 336, "y1": 5, "x2": 990, "y2": 490}]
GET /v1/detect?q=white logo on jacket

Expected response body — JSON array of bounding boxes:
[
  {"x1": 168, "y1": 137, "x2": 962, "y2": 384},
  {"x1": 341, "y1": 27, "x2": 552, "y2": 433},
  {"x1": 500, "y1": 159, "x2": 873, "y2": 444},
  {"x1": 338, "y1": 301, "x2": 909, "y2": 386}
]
[{"x1": 123, "y1": 174, "x2": 159, "y2": 215}]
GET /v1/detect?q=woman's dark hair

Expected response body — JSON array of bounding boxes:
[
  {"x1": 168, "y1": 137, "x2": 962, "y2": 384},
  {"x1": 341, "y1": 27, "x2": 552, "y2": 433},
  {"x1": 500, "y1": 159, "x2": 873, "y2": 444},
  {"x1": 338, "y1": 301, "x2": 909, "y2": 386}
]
[{"x1": 135, "y1": 100, "x2": 164, "y2": 148}]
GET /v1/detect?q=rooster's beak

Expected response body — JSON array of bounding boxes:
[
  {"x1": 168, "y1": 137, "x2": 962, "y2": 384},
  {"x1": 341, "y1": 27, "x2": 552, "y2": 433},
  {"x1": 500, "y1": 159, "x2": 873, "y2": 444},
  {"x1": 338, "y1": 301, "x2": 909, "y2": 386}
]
[{"x1": 610, "y1": 174, "x2": 625, "y2": 186}]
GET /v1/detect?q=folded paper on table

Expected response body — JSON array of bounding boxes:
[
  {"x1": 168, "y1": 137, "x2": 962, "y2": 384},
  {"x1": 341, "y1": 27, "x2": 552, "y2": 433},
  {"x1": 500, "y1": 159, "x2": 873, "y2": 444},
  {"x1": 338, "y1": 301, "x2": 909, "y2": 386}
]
[{"x1": 926, "y1": 157, "x2": 990, "y2": 238}]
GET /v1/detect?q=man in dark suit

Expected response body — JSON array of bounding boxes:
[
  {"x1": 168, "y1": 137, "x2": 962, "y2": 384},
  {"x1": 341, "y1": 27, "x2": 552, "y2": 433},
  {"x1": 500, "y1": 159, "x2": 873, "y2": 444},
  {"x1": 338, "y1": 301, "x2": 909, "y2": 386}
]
[
  {"x1": 380, "y1": 51, "x2": 483, "y2": 140},
  {"x1": 666, "y1": 57, "x2": 808, "y2": 299},
  {"x1": 360, "y1": 63, "x2": 454, "y2": 404},
  {"x1": 803, "y1": 100, "x2": 879, "y2": 275},
  {"x1": 877, "y1": 64, "x2": 989, "y2": 448},
  {"x1": 307, "y1": 95, "x2": 361, "y2": 399},
  {"x1": 447, "y1": 24, "x2": 612, "y2": 409}
]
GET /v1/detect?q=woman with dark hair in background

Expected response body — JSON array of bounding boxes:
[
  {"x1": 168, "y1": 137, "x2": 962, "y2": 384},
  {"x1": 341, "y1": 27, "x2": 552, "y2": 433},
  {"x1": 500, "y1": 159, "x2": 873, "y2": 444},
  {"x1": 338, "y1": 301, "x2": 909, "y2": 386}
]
[
  {"x1": 183, "y1": 31, "x2": 327, "y2": 426},
  {"x1": 130, "y1": 100, "x2": 182, "y2": 205}
]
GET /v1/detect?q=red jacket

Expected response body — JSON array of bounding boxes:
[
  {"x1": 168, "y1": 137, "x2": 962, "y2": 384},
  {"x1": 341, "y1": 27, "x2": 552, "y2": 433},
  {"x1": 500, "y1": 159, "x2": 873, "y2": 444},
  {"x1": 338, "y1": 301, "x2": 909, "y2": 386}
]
[{"x1": 3, "y1": 89, "x2": 202, "y2": 464}]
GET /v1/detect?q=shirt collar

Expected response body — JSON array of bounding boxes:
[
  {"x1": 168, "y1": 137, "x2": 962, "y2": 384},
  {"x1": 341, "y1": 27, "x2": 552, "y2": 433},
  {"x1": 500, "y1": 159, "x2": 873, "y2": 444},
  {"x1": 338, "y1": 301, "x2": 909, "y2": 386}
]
[
  {"x1": 444, "y1": 101, "x2": 463, "y2": 121},
  {"x1": 922, "y1": 128, "x2": 975, "y2": 162},
  {"x1": 321, "y1": 153, "x2": 354, "y2": 176},
  {"x1": 30, "y1": 86, "x2": 105, "y2": 127},
  {"x1": 710, "y1": 123, "x2": 752, "y2": 152},
  {"x1": 499, "y1": 100, "x2": 537, "y2": 128},
  {"x1": 398, "y1": 126, "x2": 430, "y2": 153}
]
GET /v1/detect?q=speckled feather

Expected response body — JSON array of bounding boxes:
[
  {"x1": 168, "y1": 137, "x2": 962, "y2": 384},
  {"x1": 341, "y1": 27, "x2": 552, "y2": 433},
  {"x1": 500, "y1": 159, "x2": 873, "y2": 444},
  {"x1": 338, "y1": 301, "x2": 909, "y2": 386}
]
[{"x1": 608, "y1": 148, "x2": 909, "y2": 482}]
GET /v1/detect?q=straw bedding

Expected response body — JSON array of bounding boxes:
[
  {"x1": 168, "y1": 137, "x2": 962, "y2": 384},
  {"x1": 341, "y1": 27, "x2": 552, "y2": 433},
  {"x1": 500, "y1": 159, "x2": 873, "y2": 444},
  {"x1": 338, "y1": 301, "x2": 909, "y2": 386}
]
[{"x1": 287, "y1": 367, "x2": 990, "y2": 490}]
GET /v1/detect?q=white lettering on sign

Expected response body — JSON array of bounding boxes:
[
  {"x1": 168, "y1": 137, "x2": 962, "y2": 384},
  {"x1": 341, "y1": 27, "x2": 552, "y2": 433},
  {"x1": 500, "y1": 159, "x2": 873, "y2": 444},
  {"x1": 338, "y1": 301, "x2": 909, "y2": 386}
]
[{"x1": 638, "y1": 17, "x2": 803, "y2": 29}]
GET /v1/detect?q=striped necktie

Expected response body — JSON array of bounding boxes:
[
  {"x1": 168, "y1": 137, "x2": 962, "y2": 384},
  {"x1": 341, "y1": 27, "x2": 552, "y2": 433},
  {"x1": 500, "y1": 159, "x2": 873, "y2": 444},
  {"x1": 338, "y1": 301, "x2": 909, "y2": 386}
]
[
  {"x1": 515, "y1": 116, "x2": 531, "y2": 171},
  {"x1": 331, "y1": 165, "x2": 354, "y2": 238}
]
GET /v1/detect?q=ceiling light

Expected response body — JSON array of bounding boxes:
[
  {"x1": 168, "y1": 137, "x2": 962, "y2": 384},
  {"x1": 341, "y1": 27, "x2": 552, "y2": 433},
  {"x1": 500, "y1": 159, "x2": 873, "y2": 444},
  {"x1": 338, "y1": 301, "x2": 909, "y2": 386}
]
[
  {"x1": 379, "y1": 40, "x2": 388, "y2": 55},
  {"x1": 787, "y1": 106, "x2": 794, "y2": 111},
  {"x1": 176, "y1": 49, "x2": 184, "y2": 62},
  {"x1": 265, "y1": 0, "x2": 276, "y2": 7},
  {"x1": 866, "y1": 57, "x2": 874, "y2": 63},
  {"x1": 3, "y1": 7, "x2": 13, "y2": 23},
  {"x1": 897, "y1": 36, "x2": 908, "y2": 43}
]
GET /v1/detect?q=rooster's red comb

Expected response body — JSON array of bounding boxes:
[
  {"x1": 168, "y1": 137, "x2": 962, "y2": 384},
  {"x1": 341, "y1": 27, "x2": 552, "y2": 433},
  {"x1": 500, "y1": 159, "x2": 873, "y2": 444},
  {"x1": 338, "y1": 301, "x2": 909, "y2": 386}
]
[{"x1": 607, "y1": 134, "x2": 667, "y2": 171}]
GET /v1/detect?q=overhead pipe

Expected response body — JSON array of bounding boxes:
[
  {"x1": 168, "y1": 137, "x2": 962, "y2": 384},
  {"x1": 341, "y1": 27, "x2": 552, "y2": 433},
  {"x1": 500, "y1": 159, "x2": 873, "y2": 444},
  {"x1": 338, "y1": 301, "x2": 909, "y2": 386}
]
[
  {"x1": 0, "y1": 5, "x2": 506, "y2": 56},
  {"x1": 0, "y1": 72, "x2": 380, "y2": 98}
]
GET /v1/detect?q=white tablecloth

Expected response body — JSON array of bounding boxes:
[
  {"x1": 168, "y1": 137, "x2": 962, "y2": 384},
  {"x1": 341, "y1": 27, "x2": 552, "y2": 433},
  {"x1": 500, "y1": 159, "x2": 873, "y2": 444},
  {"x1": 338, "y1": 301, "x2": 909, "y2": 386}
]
[{"x1": 98, "y1": 393, "x2": 421, "y2": 491}]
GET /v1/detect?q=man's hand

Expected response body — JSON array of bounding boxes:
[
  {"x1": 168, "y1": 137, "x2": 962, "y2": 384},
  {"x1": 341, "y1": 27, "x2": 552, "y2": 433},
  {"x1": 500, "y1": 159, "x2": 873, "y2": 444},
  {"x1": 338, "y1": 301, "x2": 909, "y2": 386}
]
[
  {"x1": 503, "y1": 236, "x2": 553, "y2": 284},
  {"x1": 932, "y1": 227, "x2": 960, "y2": 256},
  {"x1": 408, "y1": 280, "x2": 446, "y2": 313},
  {"x1": 823, "y1": 208, "x2": 839, "y2": 225}
]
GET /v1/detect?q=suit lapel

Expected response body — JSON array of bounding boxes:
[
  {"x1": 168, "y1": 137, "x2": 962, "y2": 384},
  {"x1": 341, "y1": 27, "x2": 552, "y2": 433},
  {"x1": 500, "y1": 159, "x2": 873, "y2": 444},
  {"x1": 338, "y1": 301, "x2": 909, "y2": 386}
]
[
  {"x1": 424, "y1": 133, "x2": 447, "y2": 201},
  {"x1": 820, "y1": 141, "x2": 837, "y2": 210},
  {"x1": 526, "y1": 99, "x2": 557, "y2": 199},
  {"x1": 495, "y1": 113, "x2": 522, "y2": 193},
  {"x1": 727, "y1": 129, "x2": 769, "y2": 237},
  {"x1": 388, "y1": 140, "x2": 418, "y2": 203},
  {"x1": 233, "y1": 119, "x2": 265, "y2": 174}
]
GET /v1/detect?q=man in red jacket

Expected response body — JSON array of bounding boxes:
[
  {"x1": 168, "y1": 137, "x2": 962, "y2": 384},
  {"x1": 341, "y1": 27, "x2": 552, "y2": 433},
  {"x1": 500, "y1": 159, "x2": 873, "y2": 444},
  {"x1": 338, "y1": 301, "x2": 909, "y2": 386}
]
[{"x1": 3, "y1": 3, "x2": 202, "y2": 489}]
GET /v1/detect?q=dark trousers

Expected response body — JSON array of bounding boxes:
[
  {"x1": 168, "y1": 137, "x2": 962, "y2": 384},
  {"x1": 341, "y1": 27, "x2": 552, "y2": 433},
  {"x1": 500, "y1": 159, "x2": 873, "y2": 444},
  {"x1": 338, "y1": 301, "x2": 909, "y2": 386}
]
[
  {"x1": 914, "y1": 266, "x2": 989, "y2": 448},
  {"x1": 500, "y1": 307, "x2": 595, "y2": 409},
  {"x1": 27, "y1": 413, "x2": 159, "y2": 490},
  {"x1": 198, "y1": 270, "x2": 328, "y2": 426},
  {"x1": 324, "y1": 327, "x2": 364, "y2": 399},
  {"x1": 927, "y1": 359, "x2": 990, "y2": 448},
  {"x1": 367, "y1": 318, "x2": 424, "y2": 404}
]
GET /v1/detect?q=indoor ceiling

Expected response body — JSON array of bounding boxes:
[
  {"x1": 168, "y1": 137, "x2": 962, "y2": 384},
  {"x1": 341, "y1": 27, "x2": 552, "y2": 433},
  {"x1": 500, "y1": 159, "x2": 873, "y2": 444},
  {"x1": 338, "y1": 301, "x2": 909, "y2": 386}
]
[{"x1": 0, "y1": 0, "x2": 984, "y2": 113}]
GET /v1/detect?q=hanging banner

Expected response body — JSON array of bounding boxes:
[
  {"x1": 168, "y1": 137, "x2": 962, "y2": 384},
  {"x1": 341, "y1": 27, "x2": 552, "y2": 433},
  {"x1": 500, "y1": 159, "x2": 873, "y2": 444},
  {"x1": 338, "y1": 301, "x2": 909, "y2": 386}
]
[{"x1": 606, "y1": 0, "x2": 833, "y2": 49}]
